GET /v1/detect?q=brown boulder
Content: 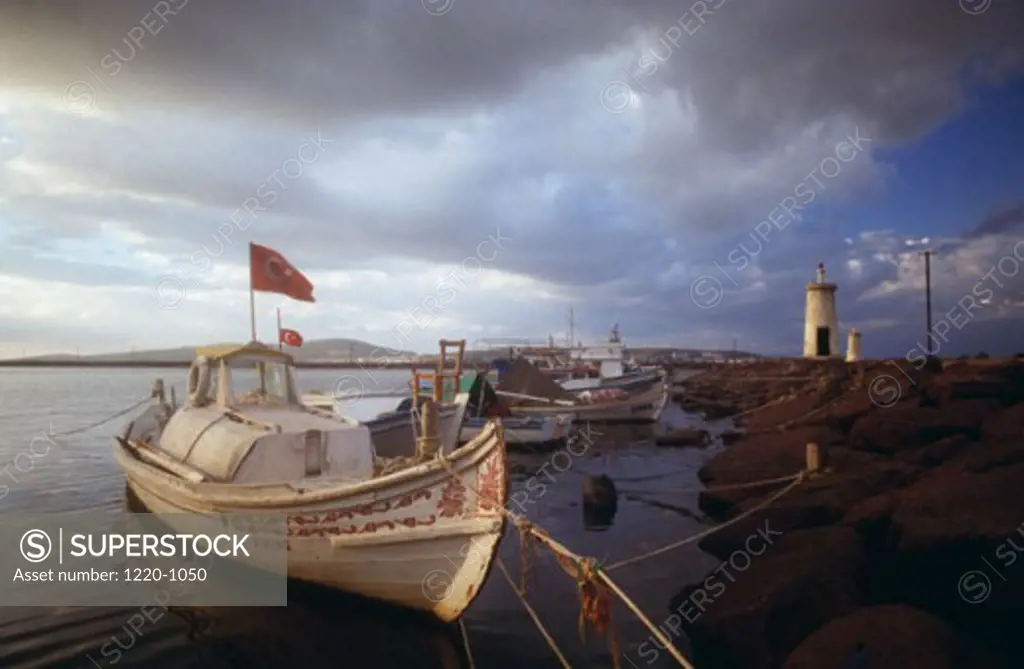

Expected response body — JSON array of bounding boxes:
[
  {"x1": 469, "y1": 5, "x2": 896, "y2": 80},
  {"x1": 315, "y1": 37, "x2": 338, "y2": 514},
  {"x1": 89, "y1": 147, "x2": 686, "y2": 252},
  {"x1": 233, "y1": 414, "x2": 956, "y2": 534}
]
[
  {"x1": 897, "y1": 434, "x2": 973, "y2": 468},
  {"x1": 848, "y1": 405, "x2": 983, "y2": 456},
  {"x1": 938, "y1": 379, "x2": 1023, "y2": 404},
  {"x1": 947, "y1": 439, "x2": 1024, "y2": 474},
  {"x1": 744, "y1": 392, "x2": 823, "y2": 432},
  {"x1": 672, "y1": 526, "x2": 865, "y2": 669},
  {"x1": 842, "y1": 463, "x2": 1024, "y2": 653},
  {"x1": 700, "y1": 459, "x2": 917, "y2": 558},
  {"x1": 782, "y1": 605, "x2": 1002, "y2": 669},
  {"x1": 982, "y1": 402, "x2": 1024, "y2": 441}
]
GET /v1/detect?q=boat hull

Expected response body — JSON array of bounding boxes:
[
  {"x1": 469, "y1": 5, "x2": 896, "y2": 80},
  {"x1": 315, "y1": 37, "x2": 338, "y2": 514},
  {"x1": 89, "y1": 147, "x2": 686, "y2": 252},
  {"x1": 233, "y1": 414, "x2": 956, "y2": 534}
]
[
  {"x1": 363, "y1": 402, "x2": 465, "y2": 457},
  {"x1": 460, "y1": 415, "x2": 572, "y2": 451},
  {"x1": 561, "y1": 370, "x2": 665, "y2": 394},
  {"x1": 114, "y1": 422, "x2": 507, "y2": 621},
  {"x1": 509, "y1": 379, "x2": 668, "y2": 423}
]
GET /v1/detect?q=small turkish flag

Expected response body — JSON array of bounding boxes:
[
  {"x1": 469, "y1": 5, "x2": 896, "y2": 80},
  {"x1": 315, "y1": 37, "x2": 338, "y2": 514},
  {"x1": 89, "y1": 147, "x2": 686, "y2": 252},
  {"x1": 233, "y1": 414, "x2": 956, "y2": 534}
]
[
  {"x1": 280, "y1": 328, "x2": 303, "y2": 347},
  {"x1": 250, "y1": 242, "x2": 315, "y2": 302}
]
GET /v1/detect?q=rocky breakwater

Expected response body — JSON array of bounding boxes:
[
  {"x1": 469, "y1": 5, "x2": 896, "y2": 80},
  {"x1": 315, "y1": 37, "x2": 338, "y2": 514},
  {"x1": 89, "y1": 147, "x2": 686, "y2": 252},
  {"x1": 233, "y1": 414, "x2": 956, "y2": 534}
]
[
  {"x1": 671, "y1": 360, "x2": 824, "y2": 421},
  {"x1": 668, "y1": 358, "x2": 1024, "y2": 669}
]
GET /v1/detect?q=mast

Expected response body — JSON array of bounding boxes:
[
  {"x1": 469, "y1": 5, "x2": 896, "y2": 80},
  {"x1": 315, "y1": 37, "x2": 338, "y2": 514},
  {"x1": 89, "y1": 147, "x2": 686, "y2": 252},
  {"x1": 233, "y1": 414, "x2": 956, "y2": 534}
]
[
  {"x1": 569, "y1": 307, "x2": 575, "y2": 350},
  {"x1": 248, "y1": 244, "x2": 257, "y2": 343}
]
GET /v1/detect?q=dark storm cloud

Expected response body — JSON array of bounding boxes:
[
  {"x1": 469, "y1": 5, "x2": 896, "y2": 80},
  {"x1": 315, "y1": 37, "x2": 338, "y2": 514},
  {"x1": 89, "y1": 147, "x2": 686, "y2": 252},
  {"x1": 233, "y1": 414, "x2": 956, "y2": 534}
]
[
  {"x1": 966, "y1": 201, "x2": 1024, "y2": 238},
  {"x1": 0, "y1": 0, "x2": 637, "y2": 122},
  {"x1": 2, "y1": 0, "x2": 1024, "y2": 355}
]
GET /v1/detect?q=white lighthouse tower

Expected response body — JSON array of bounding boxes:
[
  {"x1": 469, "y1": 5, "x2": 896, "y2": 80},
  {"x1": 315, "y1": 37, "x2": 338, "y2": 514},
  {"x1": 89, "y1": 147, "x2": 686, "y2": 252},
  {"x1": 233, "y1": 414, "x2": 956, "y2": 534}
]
[
  {"x1": 803, "y1": 262, "x2": 839, "y2": 359},
  {"x1": 846, "y1": 328, "x2": 862, "y2": 362}
]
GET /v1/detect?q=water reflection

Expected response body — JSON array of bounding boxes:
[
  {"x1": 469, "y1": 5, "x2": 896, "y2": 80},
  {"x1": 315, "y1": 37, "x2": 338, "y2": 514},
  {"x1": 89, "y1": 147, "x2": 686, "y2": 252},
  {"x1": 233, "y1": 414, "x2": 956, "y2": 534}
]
[{"x1": 178, "y1": 581, "x2": 467, "y2": 669}]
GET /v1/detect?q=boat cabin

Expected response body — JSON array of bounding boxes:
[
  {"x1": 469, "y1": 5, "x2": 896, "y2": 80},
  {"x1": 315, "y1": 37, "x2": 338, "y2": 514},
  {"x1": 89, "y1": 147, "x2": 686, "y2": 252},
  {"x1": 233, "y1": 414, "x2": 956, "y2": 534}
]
[
  {"x1": 188, "y1": 342, "x2": 301, "y2": 410},
  {"x1": 127, "y1": 342, "x2": 378, "y2": 486}
]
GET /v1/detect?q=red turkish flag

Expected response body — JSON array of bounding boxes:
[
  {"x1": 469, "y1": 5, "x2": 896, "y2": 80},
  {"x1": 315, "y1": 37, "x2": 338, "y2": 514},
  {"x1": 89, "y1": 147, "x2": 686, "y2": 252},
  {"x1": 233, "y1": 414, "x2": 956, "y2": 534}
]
[
  {"x1": 280, "y1": 328, "x2": 304, "y2": 347},
  {"x1": 250, "y1": 243, "x2": 315, "y2": 302}
]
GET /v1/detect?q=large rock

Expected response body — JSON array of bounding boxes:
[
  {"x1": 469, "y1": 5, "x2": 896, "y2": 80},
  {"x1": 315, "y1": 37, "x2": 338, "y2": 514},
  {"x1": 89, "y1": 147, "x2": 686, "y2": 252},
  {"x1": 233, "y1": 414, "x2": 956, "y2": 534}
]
[
  {"x1": 700, "y1": 458, "x2": 917, "y2": 559},
  {"x1": 670, "y1": 527, "x2": 866, "y2": 669},
  {"x1": 843, "y1": 463, "x2": 1024, "y2": 657},
  {"x1": 782, "y1": 605, "x2": 1002, "y2": 669},
  {"x1": 982, "y1": 402, "x2": 1024, "y2": 441},
  {"x1": 848, "y1": 405, "x2": 984, "y2": 456}
]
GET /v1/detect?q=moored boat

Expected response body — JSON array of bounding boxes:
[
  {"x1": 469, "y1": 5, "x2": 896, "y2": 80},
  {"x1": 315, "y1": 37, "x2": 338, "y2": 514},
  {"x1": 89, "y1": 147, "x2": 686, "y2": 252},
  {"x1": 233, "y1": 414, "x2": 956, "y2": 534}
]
[
  {"x1": 496, "y1": 357, "x2": 669, "y2": 423},
  {"x1": 303, "y1": 340, "x2": 471, "y2": 456},
  {"x1": 460, "y1": 414, "x2": 573, "y2": 451},
  {"x1": 113, "y1": 342, "x2": 508, "y2": 621},
  {"x1": 559, "y1": 323, "x2": 666, "y2": 395}
]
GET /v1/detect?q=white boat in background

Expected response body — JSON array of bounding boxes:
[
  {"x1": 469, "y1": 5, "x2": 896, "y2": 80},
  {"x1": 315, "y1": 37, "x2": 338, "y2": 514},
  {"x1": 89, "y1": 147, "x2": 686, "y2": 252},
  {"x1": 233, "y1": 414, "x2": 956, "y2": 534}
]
[
  {"x1": 497, "y1": 357, "x2": 669, "y2": 423},
  {"x1": 560, "y1": 323, "x2": 665, "y2": 394},
  {"x1": 303, "y1": 393, "x2": 467, "y2": 457},
  {"x1": 460, "y1": 414, "x2": 573, "y2": 451},
  {"x1": 302, "y1": 340, "x2": 471, "y2": 456},
  {"x1": 114, "y1": 341, "x2": 507, "y2": 621}
]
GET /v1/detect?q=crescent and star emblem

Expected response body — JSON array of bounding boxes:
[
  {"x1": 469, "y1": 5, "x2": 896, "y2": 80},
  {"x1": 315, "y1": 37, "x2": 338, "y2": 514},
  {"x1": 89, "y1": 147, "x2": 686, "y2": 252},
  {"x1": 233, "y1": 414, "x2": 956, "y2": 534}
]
[{"x1": 265, "y1": 256, "x2": 294, "y2": 283}]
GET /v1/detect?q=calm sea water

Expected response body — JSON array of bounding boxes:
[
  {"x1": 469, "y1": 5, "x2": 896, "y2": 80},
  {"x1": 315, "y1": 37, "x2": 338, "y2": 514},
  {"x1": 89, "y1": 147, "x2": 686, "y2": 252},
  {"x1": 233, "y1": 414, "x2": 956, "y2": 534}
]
[{"x1": 0, "y1": 367, "x2": 724, "y2": 669}]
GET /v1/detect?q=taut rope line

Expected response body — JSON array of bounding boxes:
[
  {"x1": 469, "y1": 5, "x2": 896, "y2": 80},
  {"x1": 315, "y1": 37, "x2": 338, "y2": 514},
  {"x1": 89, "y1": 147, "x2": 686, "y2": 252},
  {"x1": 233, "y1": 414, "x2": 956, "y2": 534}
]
[
  {"x1": 603, "y1": 472, "x2": 806, "y2": 572},
  {"x1": 52, "y1": 395, "x2": 152, "y2": 437}
]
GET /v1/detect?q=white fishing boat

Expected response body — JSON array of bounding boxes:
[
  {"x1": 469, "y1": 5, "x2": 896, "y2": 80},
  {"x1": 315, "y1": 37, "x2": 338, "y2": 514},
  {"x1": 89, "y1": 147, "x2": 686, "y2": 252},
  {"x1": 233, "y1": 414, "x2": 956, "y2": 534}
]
[
  {"x1": 460, "y1": 414, "x2": 573, "y2": 451},
  {"x1": 302, "y1": 341, "x2": 471, "y2": 456},
  {"x1": 303, "y1": 393, "x2": 467, "y2": 457},
  {"x1": 560, "y1": 323, "x2": 664, "y2": 394},
  {"x1": 497, "y1": 357, "x2": 669, "y2": 423},
  {"x1": 113, "y1": 342, "x2": 507, "y2": 621}
]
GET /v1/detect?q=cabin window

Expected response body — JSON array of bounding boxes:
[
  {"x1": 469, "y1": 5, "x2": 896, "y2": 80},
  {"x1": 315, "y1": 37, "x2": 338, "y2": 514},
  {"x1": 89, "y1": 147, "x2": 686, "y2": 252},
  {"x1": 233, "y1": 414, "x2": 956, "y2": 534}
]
[
  {"x1": 204, "y1": 366, "x2": 221, "y2": 405},
  {"x1": 225, "y1": 356, "x2": 294, "y2": 405}
]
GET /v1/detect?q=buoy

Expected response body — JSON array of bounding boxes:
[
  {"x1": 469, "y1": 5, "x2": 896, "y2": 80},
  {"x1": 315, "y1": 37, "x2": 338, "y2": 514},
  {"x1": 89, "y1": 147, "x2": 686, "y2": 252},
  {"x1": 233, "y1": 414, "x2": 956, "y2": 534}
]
[{"x1": 582, "y1": 474, "x2": 618, "y2": 527}]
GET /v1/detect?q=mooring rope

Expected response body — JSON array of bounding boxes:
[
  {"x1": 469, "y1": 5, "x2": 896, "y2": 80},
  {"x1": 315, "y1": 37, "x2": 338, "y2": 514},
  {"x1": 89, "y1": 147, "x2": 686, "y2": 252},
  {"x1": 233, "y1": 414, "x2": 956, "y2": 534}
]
[
  {"x1": 603, "y1": 472, "x2": 806, "y2": 572},
  {"x1": 744, "y1": 392, "x2": 847, "y2": 435},
  {"x1": 457, "y1": 618, "x2": 476, "y2": 669},
  {"x1": 52, "y1": 395, "x2": 152, "y2": 437},
  {"x1": 495, "y1": 557, "x2": 573, "y2": 669},
  {"x1": 524, "y1": 527, "x2": 693, "y2": 669},
  {"x1": 438, "y1": 428, "x2": 817, "y2": 669},
  {"x1": 615, "y1": 471, "x2": 802, "y2": 497}
]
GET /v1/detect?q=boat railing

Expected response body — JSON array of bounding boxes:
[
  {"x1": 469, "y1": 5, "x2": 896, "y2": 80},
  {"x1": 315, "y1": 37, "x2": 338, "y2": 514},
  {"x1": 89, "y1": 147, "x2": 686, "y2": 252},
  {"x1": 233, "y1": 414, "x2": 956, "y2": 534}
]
[{"x1": 412, "y1": 338, "x2": 466, "y2": 406}]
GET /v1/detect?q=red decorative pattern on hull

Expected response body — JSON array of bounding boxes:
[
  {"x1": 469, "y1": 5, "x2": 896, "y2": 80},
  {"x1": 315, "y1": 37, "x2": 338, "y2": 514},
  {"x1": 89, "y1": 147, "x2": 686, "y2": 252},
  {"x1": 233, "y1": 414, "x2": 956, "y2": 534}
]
[
  {"x1": 287, "y1": 489, "x2": 431, "y2": 529},
  {"x1": 288, "y1": 514, "x2": 438, "y2": 538},
  {"x1": 437, "y1": 476, "x2": 467, "y2": 518},
  {"x1": 475, "y1": 453, "x2": 504, "y2": 515}
]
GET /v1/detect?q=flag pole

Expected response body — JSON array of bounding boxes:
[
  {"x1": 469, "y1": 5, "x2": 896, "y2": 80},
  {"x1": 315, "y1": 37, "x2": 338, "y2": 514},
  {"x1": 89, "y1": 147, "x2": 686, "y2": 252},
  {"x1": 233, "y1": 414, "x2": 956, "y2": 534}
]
[
  {"x1": 277, "y1": 307, "x2": 283, "y2": 350},
  {"x1": 249, "y1": 244, "x2": 257, "y2": 343}
]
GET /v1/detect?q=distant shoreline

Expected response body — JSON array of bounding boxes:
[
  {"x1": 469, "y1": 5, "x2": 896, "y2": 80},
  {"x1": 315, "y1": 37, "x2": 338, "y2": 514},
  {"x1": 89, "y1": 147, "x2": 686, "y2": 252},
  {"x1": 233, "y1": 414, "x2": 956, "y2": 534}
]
[{"x1": 0, "y1": 360, "x2": 426, "y2": 370}]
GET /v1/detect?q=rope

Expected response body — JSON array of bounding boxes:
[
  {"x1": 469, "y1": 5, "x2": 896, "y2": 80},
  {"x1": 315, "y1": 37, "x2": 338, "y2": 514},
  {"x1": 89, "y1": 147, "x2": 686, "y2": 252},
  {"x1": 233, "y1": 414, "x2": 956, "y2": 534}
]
[
  {"x1": 527, "y1": 529, "x2": 692, "y2": 669},
  {"x1": 704, "y1": 394, "x2": 788, "y2": 422},
  {"x1": 547, "y1": 551, "x2": 621, "y2": 669},
  {"x1": 615, "y1": 471, "x2": 802, "y2": 497},
  {"x1": 458, "y1": 618, "x2": 475, "y2": 669},
  {"x1": 598, "y1": 570, "x2": 695, "y2": 669},
  {"x1": 495, "y1": 557, "x2": 573, "y2": 669},
  {"x1": 52, "y1": 396, "x2": 152, "y2": 437},
  {"x1": 515, "y1": 516, "x2": 538, "y2": 592},
  {"x1": 436, "y1": 437, "x2": 808, "y2": 669},
  {"x1": 603, "y1": 472, "x2": 806, "y2": 572},
  {"x1": 744, "y1": 392, "x2": 846, "y2": 435}
]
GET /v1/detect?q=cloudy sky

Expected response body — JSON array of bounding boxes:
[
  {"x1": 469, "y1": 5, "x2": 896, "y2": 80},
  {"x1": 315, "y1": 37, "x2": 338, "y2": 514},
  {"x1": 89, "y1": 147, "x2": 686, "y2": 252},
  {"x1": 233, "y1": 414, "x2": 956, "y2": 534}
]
[{"x1": 1, "y1": 0, "x2": 1023, "y2": 359}]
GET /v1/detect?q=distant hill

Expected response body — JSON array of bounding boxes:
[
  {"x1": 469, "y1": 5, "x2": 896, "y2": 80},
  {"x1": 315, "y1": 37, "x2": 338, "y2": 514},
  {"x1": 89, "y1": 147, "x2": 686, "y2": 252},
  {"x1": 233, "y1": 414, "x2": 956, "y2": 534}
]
[
  {"x1": 7, "y1": 338, "x2": 417, "y2": 364},
  {"x1": 5, "y1": 339, "x2": 758, "y2": 365}
]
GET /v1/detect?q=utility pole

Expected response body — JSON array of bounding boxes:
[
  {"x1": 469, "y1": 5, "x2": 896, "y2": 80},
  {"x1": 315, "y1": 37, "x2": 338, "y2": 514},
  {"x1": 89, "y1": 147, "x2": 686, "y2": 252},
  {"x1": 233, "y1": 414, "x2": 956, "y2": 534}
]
[
  {"x1": 919, "y1": 250, "x2": 935, "y2": 355},
  {"x1": 568, "y1": 308, "x2": 575, "y2": 350}
]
